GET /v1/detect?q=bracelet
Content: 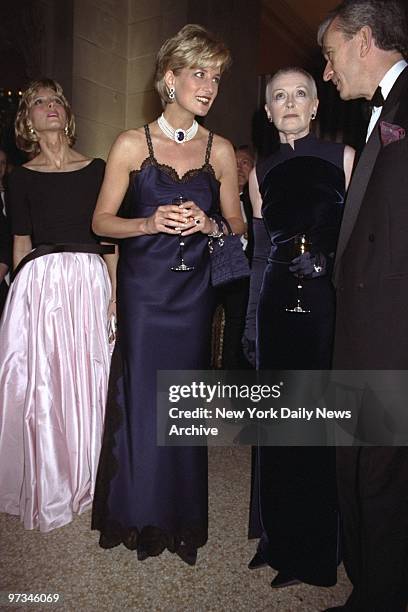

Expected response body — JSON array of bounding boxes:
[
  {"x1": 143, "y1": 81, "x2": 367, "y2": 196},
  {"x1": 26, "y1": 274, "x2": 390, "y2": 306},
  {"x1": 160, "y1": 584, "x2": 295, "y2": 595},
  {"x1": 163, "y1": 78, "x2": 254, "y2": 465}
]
[{"x1": 208, "y1": 217, "x2": 223, "y2": 238}]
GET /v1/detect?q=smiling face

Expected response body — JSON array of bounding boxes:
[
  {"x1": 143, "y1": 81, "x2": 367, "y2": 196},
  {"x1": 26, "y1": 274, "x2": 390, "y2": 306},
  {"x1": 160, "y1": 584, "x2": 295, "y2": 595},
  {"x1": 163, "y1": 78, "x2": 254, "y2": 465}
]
[
  {"x1": 166, "y1": 65, "x2": 221, "y2": 117},
  {"x1": 28, "y1": 87, "x2": 67, "y2": 134},
  {"x1": 322, "y1": 18, "x2": 364, "y2": 100},
  {"x1": 265, "y1": 71, "x2": 318, "y2": 142}
]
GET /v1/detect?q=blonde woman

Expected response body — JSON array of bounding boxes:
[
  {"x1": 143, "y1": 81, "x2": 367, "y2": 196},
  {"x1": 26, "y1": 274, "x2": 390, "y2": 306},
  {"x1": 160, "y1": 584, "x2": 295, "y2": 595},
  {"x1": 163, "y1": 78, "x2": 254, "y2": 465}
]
[
  {"x1": 91, "y1": 24, "x2": 244, "y2": 564},
  {"x1": 0, "y1": 79, "x2": 116, "y2": 531}
]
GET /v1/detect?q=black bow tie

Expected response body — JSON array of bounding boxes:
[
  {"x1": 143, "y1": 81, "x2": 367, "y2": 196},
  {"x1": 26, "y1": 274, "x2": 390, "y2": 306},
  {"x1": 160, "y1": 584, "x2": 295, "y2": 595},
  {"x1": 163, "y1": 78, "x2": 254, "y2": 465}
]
[{"x1": 370, "y1": 85, "x2": 384, "y2": 108}]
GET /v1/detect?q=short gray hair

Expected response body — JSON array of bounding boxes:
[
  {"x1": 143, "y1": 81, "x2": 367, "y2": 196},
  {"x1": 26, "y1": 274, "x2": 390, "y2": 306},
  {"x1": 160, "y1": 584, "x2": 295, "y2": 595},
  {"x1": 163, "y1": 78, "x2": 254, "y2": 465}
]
[
  {"x1": 317, "y1": 0, "x2": 408, "y2": 57},
  {"x1": 265, "y1": 67, "x2": 318, "y2": 104}
]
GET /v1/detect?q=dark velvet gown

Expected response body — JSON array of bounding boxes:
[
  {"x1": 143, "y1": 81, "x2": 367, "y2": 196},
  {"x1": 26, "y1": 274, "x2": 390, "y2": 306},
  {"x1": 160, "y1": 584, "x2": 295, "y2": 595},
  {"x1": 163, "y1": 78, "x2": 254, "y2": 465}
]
[
  {"x1": 92, "y1": 127, "x2": 218, "y2": 561},
  {"x1": 250, "y1": 133, "x2": 346, "y2": 586}
]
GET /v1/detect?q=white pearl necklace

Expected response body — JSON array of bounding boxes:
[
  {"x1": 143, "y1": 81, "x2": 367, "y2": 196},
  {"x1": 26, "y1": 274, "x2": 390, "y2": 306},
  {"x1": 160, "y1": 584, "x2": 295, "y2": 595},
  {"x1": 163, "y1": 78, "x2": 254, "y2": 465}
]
[{"x1": 157, "y1": 113, "x2": 198, "y2": 144}]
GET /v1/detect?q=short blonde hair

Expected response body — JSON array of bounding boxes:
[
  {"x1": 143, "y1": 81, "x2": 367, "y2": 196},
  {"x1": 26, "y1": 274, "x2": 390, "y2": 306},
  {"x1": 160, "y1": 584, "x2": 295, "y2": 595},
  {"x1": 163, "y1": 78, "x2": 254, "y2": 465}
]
[
  {"x1": 15, "y1": 78, "x2": 76, "y2": 154},
  {"x1": 265, "y1": 67, "x2": 318, "y2": 105},
  {"x1": 155, "y1": 24, "x2": 232, "y2": 105}
]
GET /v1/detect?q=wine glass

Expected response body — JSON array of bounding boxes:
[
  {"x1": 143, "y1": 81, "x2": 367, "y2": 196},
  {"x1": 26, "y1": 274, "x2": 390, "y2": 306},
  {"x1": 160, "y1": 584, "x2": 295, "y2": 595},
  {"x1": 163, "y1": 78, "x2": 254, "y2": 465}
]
[
  {"x1": 170, "y1": 195, "x2": 195, "y2": 272},
  {"x1": 285, "y1": 233, "x2": 311, "y2": 313}
]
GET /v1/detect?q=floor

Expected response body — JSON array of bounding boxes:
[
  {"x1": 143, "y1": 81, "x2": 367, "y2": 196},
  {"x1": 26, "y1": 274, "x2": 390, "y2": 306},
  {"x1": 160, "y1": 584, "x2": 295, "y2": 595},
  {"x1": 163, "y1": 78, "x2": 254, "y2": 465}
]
[{"x1": 0, "y1": 447, "x2": 351, "y2": 611}]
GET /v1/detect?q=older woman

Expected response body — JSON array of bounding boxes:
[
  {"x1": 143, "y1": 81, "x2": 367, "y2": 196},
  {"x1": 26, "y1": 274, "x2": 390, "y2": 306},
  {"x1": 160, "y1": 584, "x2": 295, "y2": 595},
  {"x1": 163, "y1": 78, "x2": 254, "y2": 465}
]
[
  {"x1": 91, "y1": 25, "x2": 244, "y2": 564},
  {"x1": 244, "y1": 68, "x2": 354, "y2": 587},
  {"x1": 0, "y1": 79, "x2": 115, "y2": 531}
]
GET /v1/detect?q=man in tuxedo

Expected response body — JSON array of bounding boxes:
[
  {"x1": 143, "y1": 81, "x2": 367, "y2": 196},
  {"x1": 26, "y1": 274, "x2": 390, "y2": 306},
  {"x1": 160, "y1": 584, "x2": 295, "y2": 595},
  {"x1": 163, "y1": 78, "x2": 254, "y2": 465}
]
[{"x1": 318, "y1": 1, "x2": 408, "y2": 610}]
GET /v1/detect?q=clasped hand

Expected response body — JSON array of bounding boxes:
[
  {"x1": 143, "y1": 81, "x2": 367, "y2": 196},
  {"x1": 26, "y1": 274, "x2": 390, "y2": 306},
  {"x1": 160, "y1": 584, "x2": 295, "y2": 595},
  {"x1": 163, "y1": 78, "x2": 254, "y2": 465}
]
[
  {"x1": 289, "y1": 252, "x2": 326, "y2": 278},
  {"x1": 144, "y1": 200, "x2": 211, "y2": 236}
]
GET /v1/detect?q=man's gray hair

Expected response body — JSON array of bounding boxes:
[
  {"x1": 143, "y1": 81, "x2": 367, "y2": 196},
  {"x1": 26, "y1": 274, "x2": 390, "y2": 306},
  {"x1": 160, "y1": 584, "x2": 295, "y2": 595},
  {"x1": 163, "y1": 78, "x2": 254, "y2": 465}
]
[{"x1": 317, "y1": 0, "x2": 408, "y2": 57}]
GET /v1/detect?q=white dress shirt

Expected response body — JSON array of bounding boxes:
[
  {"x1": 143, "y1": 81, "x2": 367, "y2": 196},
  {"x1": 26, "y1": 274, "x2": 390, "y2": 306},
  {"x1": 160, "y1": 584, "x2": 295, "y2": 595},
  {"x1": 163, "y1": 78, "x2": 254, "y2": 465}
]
[
  {"x1": 239, "y1": 193, "x2": 248, "y2": 250},
  {"x1": 366, "y1": 59, "x2": 408, "y2": 141}
]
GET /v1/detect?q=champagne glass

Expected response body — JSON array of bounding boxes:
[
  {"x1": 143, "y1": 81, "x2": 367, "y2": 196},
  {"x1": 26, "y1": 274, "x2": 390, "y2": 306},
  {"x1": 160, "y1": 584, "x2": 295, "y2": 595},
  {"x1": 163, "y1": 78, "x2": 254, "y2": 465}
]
[
  {"x1": 285, "y1": 233, "x2": 311, "y2": 313},
  {"x1": 170, "y1": 195, "x2": 195, "y2": 272}
]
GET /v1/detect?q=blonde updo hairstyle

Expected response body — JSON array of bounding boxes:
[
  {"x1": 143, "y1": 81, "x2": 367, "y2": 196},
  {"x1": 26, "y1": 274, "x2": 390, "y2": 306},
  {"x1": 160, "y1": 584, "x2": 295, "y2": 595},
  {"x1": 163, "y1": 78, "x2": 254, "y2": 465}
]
[
  {"x1": 15, "y1": 78, "x2": 76, "y2": 155},
  {"x1": 155, "y1": 24, "x2": 232, "y2": 106}
]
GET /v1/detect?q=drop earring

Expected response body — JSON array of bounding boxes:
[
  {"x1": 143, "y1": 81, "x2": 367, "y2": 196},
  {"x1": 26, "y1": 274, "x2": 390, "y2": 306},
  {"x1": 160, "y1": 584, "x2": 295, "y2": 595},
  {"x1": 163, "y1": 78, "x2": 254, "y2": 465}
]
[
  {"x1": 64, "y1": 125, "x2": 69, "y2": 136},
  {"x1": 168, "y1": 86, "x2": 175, "y2": 101}
]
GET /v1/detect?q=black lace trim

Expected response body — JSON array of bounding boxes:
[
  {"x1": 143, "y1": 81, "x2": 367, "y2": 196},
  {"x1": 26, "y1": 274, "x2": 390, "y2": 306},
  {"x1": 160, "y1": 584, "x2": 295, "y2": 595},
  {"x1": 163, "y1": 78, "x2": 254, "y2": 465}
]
[
  {"x1": 97, "y1": 521, "x2": 207, "y2": 565},
  {"x1": 91, "y1": 341, "x2": 123, "y2": 532},
  {"x1": 132, "y1": 124, "x2": 219, "y2": 184},
  {"x1": 91, "y1": 340, "x2": 208, "y2": 563},
  {"x1": 144, "y1": 123, "x2": 155, "y2": 158},
  {"x1": 131, "y1": 156, "x2": 219, "y2": 184},
  {"x1": 205, "y1": 131, "x2": 214, "y2": 165}
]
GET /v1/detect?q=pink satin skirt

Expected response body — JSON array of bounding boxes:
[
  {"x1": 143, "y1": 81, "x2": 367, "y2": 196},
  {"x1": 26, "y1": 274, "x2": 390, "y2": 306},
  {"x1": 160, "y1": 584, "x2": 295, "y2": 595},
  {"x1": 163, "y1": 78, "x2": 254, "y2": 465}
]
[{"x1": 0, "y1": 252, "x2": 111, "y2": 531}]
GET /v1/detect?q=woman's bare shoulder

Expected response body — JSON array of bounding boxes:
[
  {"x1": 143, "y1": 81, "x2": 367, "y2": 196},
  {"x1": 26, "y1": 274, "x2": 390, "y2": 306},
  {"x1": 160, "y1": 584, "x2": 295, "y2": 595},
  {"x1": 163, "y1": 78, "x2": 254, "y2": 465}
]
[
  {"x1": 210, "y1": 132, "x2": 235, "y2": 158},
  {"x1": 107, "y1": 127, "x2": 149, "y2": 170},
  {"x1": 114, "y1": 127, "x2": 146, "y2": 150}
]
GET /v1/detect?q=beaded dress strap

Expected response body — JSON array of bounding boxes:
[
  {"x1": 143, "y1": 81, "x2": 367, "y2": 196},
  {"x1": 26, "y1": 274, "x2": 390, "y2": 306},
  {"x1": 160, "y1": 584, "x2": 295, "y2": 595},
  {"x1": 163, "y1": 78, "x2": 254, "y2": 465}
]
[
  {"x1": 144, "y1": 124, "x2": 155, "y2": 160},
  {"x1": 205, "y1": 132, "x2": 214, "y2": 165}
]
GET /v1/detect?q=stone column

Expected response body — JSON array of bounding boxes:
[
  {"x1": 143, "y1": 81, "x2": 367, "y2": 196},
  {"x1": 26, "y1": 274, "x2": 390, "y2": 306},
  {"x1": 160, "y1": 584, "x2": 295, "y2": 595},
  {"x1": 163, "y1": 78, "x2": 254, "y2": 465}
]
[
  {"x1": 72, "y1": 0, "x2": 128, "y2": 158},
  {"x1": 126, "y1": 0, "x2": 188, "y2": 130}
]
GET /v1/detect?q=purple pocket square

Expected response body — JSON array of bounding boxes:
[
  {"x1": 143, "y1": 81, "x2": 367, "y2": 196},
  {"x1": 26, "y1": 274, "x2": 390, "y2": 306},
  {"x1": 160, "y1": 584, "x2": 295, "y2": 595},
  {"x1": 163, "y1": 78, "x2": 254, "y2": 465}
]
[{"x1": 379, "y1": 121, "x2": 406, "y2": 147}]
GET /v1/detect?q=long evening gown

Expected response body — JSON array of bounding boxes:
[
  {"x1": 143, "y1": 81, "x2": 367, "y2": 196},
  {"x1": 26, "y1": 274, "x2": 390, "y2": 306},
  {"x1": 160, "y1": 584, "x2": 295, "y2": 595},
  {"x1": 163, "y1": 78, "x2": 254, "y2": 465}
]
[
  {"x1": 250, "y1": 133, "x2": 346, "y2": 586},
  {"x1": 92, "y1": 127, "x2": 218, "y2": 562},
  {"x1": 0, "y1": 159, "x2": 111, "y2": 532}
]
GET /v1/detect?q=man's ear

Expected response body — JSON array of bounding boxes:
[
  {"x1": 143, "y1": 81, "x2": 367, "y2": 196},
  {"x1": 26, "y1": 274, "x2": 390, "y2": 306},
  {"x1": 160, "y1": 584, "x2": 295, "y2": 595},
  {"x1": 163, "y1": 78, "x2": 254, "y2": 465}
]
[{"x1": 359, "y1": 25, "x2": 373, "y2": 58}]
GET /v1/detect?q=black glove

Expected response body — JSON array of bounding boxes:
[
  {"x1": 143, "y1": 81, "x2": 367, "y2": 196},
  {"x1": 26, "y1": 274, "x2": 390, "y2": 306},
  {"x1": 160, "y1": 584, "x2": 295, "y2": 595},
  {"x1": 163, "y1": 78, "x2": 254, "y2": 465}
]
[
  {"x1": 289, "y1": 252, "x2": 327, "y2": 278},
  {"x1": 242, "y1": 218, "x2": 270, "y2": 367}
]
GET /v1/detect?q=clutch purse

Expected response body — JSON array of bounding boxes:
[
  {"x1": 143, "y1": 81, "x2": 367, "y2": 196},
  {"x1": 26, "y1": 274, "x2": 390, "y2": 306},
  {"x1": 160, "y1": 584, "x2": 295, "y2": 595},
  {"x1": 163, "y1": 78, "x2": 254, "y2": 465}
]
[{"x1": 208, "y1": 217, "x2": 250, "y2": 287}]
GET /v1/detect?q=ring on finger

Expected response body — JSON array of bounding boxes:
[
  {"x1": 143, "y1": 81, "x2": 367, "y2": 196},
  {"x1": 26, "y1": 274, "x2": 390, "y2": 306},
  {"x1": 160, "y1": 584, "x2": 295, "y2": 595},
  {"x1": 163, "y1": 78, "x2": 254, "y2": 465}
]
[{"x1": 194, "y1": 217, "x2": 201, "y2": 225}]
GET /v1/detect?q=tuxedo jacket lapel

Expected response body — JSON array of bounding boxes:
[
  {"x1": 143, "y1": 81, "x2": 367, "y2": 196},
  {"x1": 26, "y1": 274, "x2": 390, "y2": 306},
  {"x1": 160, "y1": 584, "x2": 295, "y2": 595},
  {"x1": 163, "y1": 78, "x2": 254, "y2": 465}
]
[
  {"x1": 334, "y1": 126, "x2": 380, "y2": 279},
  {"x1": 333, "y1": 67, "x2": 408, "y2": 284}
]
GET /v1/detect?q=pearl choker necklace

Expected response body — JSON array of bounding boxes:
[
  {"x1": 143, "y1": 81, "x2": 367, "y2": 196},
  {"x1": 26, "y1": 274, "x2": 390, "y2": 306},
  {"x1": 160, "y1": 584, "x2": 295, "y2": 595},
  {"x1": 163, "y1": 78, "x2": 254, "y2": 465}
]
[{"x1": 157, "y1": 113, "x2": 198, "y2": 143}]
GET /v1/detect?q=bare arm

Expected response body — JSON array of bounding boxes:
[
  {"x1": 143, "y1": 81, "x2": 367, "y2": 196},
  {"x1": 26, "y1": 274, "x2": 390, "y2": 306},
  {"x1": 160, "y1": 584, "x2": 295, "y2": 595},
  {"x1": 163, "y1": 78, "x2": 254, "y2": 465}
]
[
  {"x1": 215, "y1": 138, "x2": 246, "y2": 235},
  {"x1": 343, "y1": 145, "x2": 355, "y2": 190},
  {"x1": 248, "y1": 167, "x2": 263, "y2": 218},
  {"x1": 92, "y1": 131, "x2": 185, "y2": 239},
  {"x1": 102, "y1": 244, "x2": 118, "y2": 298},
  {"x1": 243, "y1": 168, "x2": 269, "y2": 365},
  {"x1": 92, "y1": 132, "x2": 146, "y2": 238},
  {"x1": 13, "y1": 235, "x2": 32, "y2": 269}
]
